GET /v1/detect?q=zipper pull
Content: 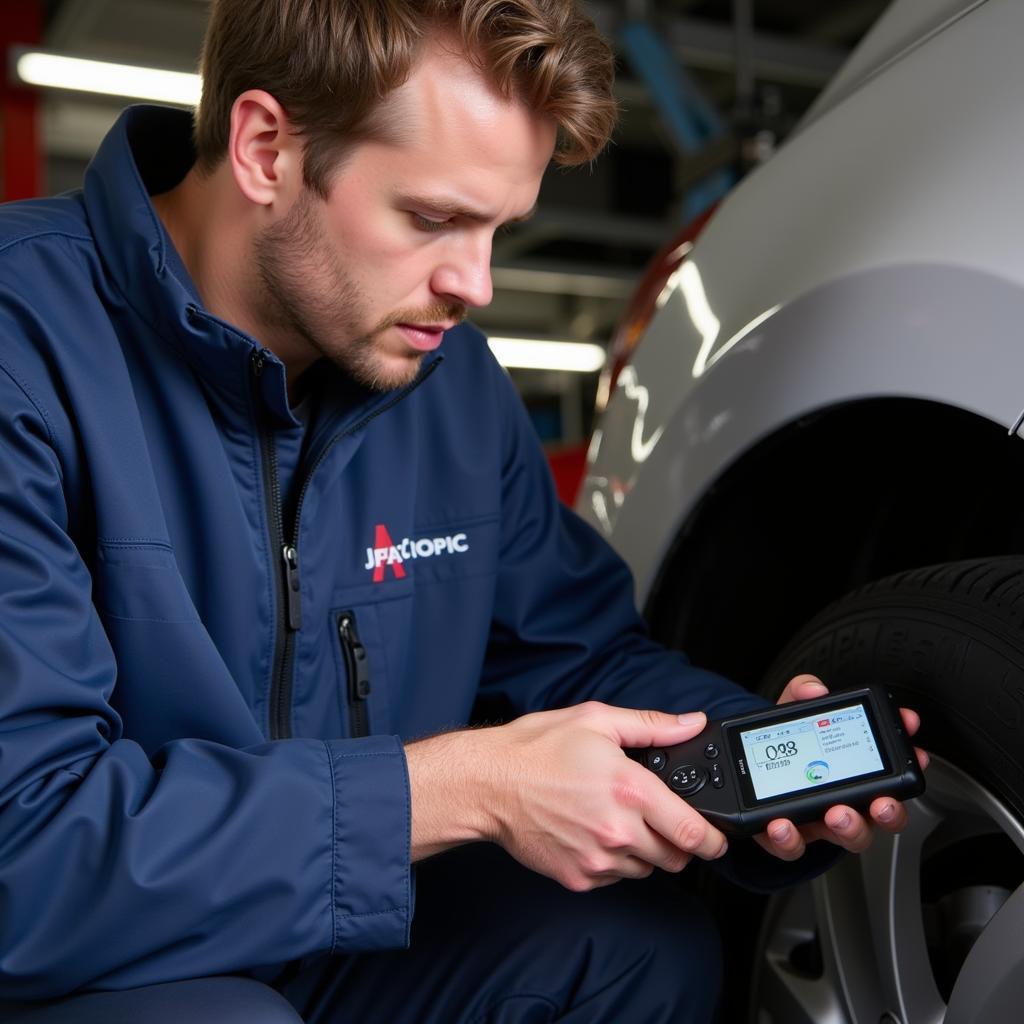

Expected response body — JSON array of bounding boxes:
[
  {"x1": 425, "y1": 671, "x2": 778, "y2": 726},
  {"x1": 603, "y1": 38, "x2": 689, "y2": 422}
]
[
  {"x1": 251, "y1": 349, "x2": 266, "y2": 377},
  {"x1": 338, "y1": 612, "x2": 371, "y2": 702},
  {"x1": 282, "y1": 545, "x2": 302, "y2": 631}
]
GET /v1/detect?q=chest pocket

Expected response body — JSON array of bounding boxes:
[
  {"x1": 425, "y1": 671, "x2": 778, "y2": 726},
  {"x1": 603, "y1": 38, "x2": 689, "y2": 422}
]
[{"x1": 327, "y1": 516, "x2": 498, "y2": 732}]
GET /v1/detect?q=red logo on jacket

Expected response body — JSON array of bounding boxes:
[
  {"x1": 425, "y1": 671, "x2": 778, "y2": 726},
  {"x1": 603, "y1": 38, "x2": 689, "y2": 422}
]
[{"x1": 364, "y1": 523, "x2": 470, "y2": 582}]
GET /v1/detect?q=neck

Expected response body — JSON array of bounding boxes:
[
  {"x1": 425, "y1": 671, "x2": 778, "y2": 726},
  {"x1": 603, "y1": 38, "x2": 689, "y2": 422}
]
[
  {"x1": 151, "y1": 168, "x2": 240, "y2": 324},
  {"x1": 152, "y1": 168, "x2": 317, "y2": 393}
]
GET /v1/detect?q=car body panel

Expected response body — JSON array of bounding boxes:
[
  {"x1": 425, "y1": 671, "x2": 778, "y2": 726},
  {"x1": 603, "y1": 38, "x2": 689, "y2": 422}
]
[
  {"x1": 579, "y1": 0, "x2": 1024, "y2": 605},
  {"x1": 802, "y1": 0, "x2": 986, "y2": 127},
  {"x1": 584, "y1": 265, "x2": 1024, "y2": 603}
]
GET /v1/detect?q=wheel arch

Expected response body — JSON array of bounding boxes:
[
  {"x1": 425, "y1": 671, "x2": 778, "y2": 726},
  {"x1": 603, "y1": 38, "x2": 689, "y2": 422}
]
[{"x1": 643, "y1": 396, "x2": 1024, "y2": 690}]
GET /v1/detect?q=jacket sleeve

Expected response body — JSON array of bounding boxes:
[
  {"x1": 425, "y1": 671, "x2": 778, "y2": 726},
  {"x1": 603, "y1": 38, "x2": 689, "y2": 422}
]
[
  {"x1": 475, "y1": 359, "x2": 841, "y2": 890},
  {"x1": 0, "y1": 362, "x2": 412, "y2": 999}
]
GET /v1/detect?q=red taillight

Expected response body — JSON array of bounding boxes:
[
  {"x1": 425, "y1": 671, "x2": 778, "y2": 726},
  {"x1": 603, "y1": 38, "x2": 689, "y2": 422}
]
[{"x1": 595, "y1": 206, "x2": 717, "y2": 414}]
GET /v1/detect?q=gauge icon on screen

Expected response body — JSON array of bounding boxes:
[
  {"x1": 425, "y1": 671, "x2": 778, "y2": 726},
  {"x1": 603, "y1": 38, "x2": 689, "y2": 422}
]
[{"x1": 805, "y1": 760, "x2": 830, "y2": 783}]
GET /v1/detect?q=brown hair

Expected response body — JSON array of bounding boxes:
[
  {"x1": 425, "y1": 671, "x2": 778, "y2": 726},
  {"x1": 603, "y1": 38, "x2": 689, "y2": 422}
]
[{"x1": 194, "y1": 0, "x2": 617, "y2": 195}]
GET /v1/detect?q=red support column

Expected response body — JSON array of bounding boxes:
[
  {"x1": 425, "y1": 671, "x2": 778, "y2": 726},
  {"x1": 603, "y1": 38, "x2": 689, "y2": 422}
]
[{"x1": 1, "y1": 2, "x2": 43, "y2": 201}]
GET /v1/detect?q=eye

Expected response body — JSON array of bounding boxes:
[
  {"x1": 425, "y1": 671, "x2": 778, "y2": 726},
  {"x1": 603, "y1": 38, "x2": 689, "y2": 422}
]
[{"x1": 412, "y1": 213, "x2": 451, "y2": 233}]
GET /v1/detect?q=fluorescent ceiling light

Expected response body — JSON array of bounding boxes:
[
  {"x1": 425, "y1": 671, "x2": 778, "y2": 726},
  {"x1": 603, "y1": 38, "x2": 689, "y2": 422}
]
[
  {"x1": 13, "y1": 51, "x2": 201, "y2": 107},
  {"x1": 488, "y1": 337, "x2": 606, "y2": 373}
]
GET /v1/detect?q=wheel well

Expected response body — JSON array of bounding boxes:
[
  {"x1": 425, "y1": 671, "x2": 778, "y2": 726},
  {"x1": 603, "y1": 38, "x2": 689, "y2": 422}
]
[{"x1": 645, "y1": 397, "x2": 1024, "y2": 689}]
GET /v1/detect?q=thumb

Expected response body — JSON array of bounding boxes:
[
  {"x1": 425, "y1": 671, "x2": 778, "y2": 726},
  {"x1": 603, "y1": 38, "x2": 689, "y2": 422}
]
[{"x1": 603, "y1": 706, "x2": 708, "y2": 749}]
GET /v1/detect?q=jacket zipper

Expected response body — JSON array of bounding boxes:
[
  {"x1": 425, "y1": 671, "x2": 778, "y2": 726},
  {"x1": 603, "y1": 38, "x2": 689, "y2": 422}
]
[
  {"x1": 251, "y1": 350, "x2": 300, "y2": 740},
  {"x1": 250, "y1": 351, "x2": 442, "y2": 741},
  {"x1": 337, "y1": 611, "x2": 371, "y2": 738}
]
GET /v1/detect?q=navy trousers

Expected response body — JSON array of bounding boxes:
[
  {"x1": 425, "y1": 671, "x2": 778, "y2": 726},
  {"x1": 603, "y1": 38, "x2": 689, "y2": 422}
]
[{"x1": 0, "y1": 845, "x2": 723, "y2": 1023}]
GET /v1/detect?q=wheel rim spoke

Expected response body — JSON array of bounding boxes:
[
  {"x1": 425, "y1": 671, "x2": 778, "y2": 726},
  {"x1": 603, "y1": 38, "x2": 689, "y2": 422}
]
[
  {"x1": 834, "y1": 791, "x2": 944, "y2": 1022},
  {"x1": 754, "y1": 756, "x2": 1024, "y2": 1024},
  {"x1": 759, "y1": 884, "x2": 849, "y2": 1024}
]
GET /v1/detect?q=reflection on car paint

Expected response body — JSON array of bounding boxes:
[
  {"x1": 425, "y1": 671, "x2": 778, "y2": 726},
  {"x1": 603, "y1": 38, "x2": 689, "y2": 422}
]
[
  {"x1": 679, "y1": 257, "x2": 782, "y2": 379},
  {"x1": 586, "y1": 367, "x2": 660, "y2": 534},
  {"x1": 654, "y1": 241, "x2": 695, "y2": 312},
  {"x1": 618, "y1": 365, "x2": 665, "y2": 464},
  {"x1": 695, "y1": 305, "x2": 782, "y2": 378},
  {"x1": 588, "y1": 473, "x2": 633, "y2": 535},
  {"x1": 678, "y1": 260, "x2": 722, "y2": 377}
]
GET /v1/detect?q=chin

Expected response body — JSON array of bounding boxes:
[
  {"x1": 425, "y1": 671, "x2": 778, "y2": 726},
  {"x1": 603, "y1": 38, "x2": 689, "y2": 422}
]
[{"x1": 337, "y1": 351, "x2": 424, "y2": 394}]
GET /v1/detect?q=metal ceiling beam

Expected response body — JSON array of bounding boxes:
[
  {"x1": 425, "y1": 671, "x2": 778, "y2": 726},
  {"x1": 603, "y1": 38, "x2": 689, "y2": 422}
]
[
  {"x1": 809, "y1": 2, "x2": 889, "y2": 45},
  {"x1": 491, "y1": 262, "x2": 636, "y2": 300},
  {"x1": 587, "y1": 1, "x2": 848, "y2": 87}
]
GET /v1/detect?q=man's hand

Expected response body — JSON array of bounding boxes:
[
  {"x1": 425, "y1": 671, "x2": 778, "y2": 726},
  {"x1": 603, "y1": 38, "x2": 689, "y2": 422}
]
[
  {"x1": 405, "y1": 702, "x2": 729, "y2": 892},
  {"x1": 754, "y1": 674, "x2": 930, "y2": 861}
]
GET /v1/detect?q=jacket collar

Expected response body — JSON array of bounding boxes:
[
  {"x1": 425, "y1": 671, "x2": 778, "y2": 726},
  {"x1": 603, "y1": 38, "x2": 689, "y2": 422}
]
[{"x1": 81, "y1": 105, "x2": 302, "y2": 420}]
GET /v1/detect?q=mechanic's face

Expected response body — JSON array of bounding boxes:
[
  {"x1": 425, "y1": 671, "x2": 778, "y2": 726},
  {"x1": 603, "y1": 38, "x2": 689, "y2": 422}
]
[{"x1": 254, "y1": 38, "x2": 556, "y2": 392}]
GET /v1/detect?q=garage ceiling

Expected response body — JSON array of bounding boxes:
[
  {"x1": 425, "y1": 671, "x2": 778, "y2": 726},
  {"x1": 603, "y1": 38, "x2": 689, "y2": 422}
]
[{"x1": 34, "y1": 0, "x2": 889, "y2": 343}]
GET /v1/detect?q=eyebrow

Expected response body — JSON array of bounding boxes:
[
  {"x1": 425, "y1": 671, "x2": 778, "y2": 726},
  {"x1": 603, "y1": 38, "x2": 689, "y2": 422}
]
[{"x1": 399, "y1": 194, "x2": 538, "y2": 228}]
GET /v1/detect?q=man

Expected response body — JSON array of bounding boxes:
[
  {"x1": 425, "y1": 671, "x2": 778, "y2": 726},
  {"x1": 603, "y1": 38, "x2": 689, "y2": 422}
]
[{"x1": 0, "y1": 1, "x2": 924, "y2": 1021}]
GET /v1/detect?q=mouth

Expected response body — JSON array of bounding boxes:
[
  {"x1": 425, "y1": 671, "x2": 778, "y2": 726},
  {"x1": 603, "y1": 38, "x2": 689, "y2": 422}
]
[{"x1": 394, "y1": 323, "x2": 452, "y2": 352}]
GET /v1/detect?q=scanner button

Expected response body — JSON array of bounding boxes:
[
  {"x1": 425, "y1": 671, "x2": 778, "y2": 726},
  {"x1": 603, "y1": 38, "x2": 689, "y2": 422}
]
[
  {"x1": 711, "y1": 764, "x2": 725, "y2": 789},
  {"x1": 704, "y1": 743, "x2": 719, "y2": 759},
  {"x1": 647, "y1": 750, "x2": 668, "y2": 772},
  {"x1": 669, "y1": 765, "x2": 707, "y2": 795}
]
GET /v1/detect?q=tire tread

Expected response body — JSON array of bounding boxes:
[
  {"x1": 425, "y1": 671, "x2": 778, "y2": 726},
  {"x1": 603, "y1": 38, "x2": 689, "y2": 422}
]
[
  {"x1": 763, "y1": 555, "x2": 1024, "y2": 825},
  {"x1": 826, "y1": 557, "x2": 1024, "y2": 633}
]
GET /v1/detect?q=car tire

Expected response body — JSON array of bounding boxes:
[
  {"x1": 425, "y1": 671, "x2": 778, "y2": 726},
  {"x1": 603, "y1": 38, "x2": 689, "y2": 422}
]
[{"x1": 747, "y1": 556, "x2": 1024, "y2": 1023}]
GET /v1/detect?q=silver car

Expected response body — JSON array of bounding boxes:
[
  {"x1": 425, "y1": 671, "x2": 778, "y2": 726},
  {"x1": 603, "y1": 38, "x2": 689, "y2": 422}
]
[{"x1": 578, "y1": 0, "x2": 1024, "y2": 1020}]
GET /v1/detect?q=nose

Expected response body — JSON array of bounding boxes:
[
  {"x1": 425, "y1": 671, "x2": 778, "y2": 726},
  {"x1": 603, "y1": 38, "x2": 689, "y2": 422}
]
[{"x1": 430, "y1": 233, "x2": 494, "y2": 309}]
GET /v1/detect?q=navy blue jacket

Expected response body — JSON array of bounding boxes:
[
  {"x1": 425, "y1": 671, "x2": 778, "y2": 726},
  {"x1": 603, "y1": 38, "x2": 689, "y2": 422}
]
[{"x1": 0, "y1": 107, "x2": 771, "y2": 997}]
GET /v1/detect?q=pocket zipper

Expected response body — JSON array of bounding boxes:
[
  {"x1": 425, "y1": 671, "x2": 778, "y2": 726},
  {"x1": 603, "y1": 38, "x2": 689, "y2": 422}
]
[{"x1": 338, "y1": 611, "x2": 371, "y2": 738}]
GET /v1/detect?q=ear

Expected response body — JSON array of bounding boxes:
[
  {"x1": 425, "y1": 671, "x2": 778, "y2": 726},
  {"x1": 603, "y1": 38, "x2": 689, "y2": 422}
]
[{"x1": 227, "y1": 89, "x2": 303, "y2": 207}]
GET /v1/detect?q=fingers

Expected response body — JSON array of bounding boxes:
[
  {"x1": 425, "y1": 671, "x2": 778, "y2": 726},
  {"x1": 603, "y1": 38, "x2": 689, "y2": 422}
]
[
  {"x1": 899, "y1": 707, "x2": 921, "y2": 736},
  {"x1": 776, "y1": 675, "x2": 829, "y2": 705},
  {"x1": 586, "y1": 858, "x2": 659, "y2": 889},
  {"x1": 571, "y1": 827, "x2": 695, "y2": 890},
  {"x1": 896, "y1": 710, "x2": 930, "y2": 771},
  {"x1": 638, "y1": 774, "x2": 729, "y2": 862},
  {"x1": 760, "y1": 804, "x2": 876, "y2": 858},
  {"x1": 760, "y1": 792, "x2": 920, "y2": 861},
  {"x1": 611, "y1": 758, "x2": 729, "y2": 864},
  {"x1": 755, "y1": 819, "x2": 807, "y2": 861},
  {"x1": 573, "y1": 762, "x2": 723, "y2": 886},
  {"x1": 821, "y1": 805, "x2": 874, "y2": 852},
  {"x1": 567, "y1": 819, "x2": 695, "y2": 888},
  {"x1": 608, "y1": 815, "x2": 698, "y2": 873},
  {"x1": 596, "y1": 853, "x2": 676, "y2": 884},
  {"x1": 627, "y1": 826, "x2": 696, "y2": 874},
  {"x1": 869, "y1": 795, "x2": 908, "y2": 833},
  {"x1": 587, "y1": 702, "x2": 708, "y2": 749}
]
